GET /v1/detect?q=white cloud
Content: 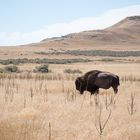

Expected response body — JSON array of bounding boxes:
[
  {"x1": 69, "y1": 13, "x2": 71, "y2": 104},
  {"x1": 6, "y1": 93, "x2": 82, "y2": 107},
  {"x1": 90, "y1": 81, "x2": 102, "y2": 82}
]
[{"x1": 0, "y1": 5, "x2": 140, "y2": 46}]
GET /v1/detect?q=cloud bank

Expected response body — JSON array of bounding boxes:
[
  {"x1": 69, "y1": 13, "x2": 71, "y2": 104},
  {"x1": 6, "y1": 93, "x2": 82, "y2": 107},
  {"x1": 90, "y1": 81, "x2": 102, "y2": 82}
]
[{"x1": 0, "y1": 5, "x2": 140, "y2": 46}]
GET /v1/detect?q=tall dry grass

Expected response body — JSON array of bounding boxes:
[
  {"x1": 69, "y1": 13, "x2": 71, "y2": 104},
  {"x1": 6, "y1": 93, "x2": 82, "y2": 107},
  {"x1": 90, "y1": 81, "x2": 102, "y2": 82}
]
[{"x1": 0, "y1": 63, "x2": 140, "y2": 140}]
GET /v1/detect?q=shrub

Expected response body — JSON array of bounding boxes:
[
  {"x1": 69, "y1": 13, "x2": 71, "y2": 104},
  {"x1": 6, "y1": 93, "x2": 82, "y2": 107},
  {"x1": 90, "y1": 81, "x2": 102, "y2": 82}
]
[
  {"x1": 33, "y1": 65, "x2": 49, "y2": 73},
  {"x1": 99, "y1": 58, "x2": 114, "y2": 62},
  {"x1": 4, "y1": 65, "x2": 19, "y2": 73},
  {"x1": 0, "y1": 68, "x2": 4, "y2": 73},
  {"x1": 64, "y1": 69, "x2": 82, "y2": 74}
]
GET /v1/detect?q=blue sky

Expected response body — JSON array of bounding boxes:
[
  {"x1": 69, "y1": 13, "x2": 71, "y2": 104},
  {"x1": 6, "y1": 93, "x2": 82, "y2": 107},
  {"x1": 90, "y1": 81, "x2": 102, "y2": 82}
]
[{"x1": 0, "y1": 0, "x2": 140, "y2": 45}]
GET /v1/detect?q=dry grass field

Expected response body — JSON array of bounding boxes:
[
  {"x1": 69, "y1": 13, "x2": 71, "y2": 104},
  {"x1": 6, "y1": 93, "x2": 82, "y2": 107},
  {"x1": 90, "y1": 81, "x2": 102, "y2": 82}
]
[{"x1": 0, "y1": 62, "x2": 140, "y2": 140}]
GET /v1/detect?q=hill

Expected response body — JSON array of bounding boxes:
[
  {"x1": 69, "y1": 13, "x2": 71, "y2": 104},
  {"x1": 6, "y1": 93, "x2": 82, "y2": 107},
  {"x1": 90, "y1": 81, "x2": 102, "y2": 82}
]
[
  {"x1": 42, "y1": 16, "x2": 140, "y2": 45},
  {"x1": 0, "y1": 16, "x2": 140, "y2": 60}
]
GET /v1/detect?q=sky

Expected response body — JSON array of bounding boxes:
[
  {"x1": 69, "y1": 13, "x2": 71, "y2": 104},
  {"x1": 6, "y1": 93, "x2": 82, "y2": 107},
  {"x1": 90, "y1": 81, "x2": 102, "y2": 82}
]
[{"x1": 0, "y1": 0, "x2": 140, "y2": 46}]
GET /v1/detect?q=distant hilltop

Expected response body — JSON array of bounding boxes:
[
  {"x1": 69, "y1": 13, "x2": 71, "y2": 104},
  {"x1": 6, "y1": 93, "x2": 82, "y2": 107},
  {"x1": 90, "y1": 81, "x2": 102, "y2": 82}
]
[{"x1": 41, "y1": 16, "x2": 140, "y2": 45}]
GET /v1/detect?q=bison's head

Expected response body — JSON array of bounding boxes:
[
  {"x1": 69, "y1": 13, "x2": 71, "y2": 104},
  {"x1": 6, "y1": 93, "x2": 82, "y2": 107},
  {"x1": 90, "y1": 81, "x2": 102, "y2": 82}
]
[{"x1": 75, "y1": 77, "x2": 85, "y2": 94}]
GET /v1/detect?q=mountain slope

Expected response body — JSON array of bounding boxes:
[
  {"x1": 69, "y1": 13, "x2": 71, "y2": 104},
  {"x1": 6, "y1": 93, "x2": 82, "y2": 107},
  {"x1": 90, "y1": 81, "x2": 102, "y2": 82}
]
[
  {"x1": 42, "y1": 16, "x2": 140, "y2": 45},
  {"x1": 0, "y1": 16, "x2": 140, "y2": 60}
]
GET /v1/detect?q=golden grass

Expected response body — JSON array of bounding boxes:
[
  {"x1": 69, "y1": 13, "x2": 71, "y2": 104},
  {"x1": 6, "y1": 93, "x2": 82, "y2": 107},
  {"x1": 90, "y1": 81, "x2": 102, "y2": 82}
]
[{"x1": 0, "y1": 63, "x2": 140, "y2": 140}]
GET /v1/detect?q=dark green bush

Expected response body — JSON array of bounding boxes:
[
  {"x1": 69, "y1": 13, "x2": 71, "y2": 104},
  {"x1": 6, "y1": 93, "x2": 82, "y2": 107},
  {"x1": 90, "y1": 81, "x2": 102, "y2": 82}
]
[
  {"x1": 0, "y1": 68, "x2": 4, "y2": 73},
  {"x1": 33, "y1": 65, "x2": 49, "y2": 73},
  {"x1": 4, "y1": 65, "x2": 19, "y2": 73},
  {"x1": 64, "y1": 69, "x2": 82, "y2": 74}
]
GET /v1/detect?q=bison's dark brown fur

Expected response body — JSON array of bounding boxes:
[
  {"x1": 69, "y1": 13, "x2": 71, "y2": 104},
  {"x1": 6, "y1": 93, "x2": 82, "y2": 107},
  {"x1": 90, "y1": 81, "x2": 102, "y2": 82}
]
[{"x1": 75, "y1": 70, "x2": 120, "y2": 95}]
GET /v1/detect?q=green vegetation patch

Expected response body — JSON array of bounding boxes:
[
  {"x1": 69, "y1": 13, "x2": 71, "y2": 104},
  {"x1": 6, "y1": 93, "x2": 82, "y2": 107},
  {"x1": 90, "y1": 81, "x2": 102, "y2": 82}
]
[
  {"x1": 4, "y1": 65, "x2": 19, "y2": 73},
  {"x1": 35, "y1": 50, "x2": 140, "y2": 57},
  {"x1": 65, "y1": 50, "x2": 140, "y2": 57},
  {"x1": 0, "y1": 58, "x2": 91, "y2": 65},
  {"x1": 33, "y1": 65, "x2": 49, "y2": 73},
  {"x1": 64, "y1": 69, "x2": 82, "y2": 74}
]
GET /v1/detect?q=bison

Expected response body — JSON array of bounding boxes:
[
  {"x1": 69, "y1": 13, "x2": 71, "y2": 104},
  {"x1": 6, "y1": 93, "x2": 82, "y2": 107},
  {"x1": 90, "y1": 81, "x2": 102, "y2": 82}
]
[{"x1": 75, "y1": 70, "x2": 120, "y2": 95}]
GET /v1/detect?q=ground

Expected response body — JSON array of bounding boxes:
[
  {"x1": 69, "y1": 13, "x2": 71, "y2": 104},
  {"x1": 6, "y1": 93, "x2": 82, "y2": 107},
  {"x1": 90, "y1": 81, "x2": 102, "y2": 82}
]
[{"x1": 0, "y1": 62, "x2": 140, "y2": 140}]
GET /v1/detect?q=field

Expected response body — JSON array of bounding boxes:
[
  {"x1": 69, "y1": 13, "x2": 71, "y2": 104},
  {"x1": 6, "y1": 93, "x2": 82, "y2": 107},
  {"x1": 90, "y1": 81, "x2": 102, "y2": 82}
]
[{"x1": 0, "y1": 62, "x2": 140, "y2": 140}]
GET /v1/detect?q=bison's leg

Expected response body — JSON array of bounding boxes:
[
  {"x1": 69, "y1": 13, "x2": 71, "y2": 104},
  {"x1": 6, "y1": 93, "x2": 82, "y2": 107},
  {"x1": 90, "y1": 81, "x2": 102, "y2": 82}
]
[
  {"x1": 112, "y1": 86, "x2": 118, "y2": 94},
  {"x1": 91, "y1": 86, "x2": 99, "y2": 95},
  {"x1": 89, "y1": 94, "x2": 93, "y2": 106},
  {"x1": 94, "y1": 93, "x2": 99, "y2": 106},
  {"x1": 94, "y1": 89, "x2": 99, "y2": 95},
  {"x1": 91, "y1": 88, "x2": 99, "y2": 106}
]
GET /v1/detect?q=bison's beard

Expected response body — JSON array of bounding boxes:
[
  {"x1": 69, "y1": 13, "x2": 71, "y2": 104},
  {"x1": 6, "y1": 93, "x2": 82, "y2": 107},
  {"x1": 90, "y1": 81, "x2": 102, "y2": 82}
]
[
  {"x1": 114, "y1": 88, "x2": 118, "y2": 94},
  {"x1": 76, "y1": 88, "x2": 84, "y2": 95},
  {"x1": 79, "y1": 90, "x2": 84, "y2": 95}
]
